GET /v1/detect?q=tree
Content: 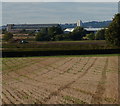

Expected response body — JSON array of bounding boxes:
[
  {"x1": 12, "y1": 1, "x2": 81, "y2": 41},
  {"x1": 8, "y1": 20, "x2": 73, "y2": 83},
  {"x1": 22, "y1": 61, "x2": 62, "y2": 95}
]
[
  {"x1": 48, "y1": 26, "x2": 63, "y2": 41},
  {"x1": 40, "y1": 27, "x2": 48, "y2": 34},
  {"x1": 28, "y1": 30, "x2": 35, "y2": 36},
  {"x1": 54, "y1": 33, "x2": 71, "y2": 41},
  {"x1": 54, "y1": 34, "x2": 64, "y2": 41},
  {"x1": 3, "y1": 32, "x2": 13, "y2": 41},
  {"x1": 20, "y1": 29, "x2": 27, "y2": 34},
  {"x1": 35, "y1": 32, "x2": 49, "y2": 41},
  {"x1": 95, "y1": 29, "x2": 106, "y2": 40},
  {"x1": 2, "y1": 29, "x2": 7, "y2": 34},
  {"x1": 86, "y1": 33, "x2": 95, "y2": 40},
  {"x1": 70, "y1": 27, "x2": 86, "y2": 40},
  {"x1": 105, "y1": 13, "x2": 120, "y2": 46}
]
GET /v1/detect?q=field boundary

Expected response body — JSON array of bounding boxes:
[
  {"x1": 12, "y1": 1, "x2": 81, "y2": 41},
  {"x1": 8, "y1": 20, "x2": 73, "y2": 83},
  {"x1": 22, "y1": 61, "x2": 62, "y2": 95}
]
[{"x1": 2, "y1": 49, "x2": 120, "y2": 57}]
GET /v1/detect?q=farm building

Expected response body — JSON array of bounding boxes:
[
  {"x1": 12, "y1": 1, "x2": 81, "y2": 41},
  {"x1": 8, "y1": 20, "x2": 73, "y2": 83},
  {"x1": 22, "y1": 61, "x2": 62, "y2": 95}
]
[
  {"x1": 64, "y1": 28, "x2": 105, "y2": 34},
  {"x1": 7, "y1": 24, "x2": 60, "y2": 33}
]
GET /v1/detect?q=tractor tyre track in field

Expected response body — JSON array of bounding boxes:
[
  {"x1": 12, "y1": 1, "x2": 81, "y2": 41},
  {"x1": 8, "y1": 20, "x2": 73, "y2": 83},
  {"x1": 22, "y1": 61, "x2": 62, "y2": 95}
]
[{"x1": 91, "y1": 57, "x2": 108, "y2": 104}]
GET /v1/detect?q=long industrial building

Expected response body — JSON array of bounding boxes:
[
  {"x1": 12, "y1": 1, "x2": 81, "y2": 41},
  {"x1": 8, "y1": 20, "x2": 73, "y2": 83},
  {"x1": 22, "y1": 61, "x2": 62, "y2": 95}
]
[{"x1": 7, "y1": 24, "x2": 60, "y2": 33}]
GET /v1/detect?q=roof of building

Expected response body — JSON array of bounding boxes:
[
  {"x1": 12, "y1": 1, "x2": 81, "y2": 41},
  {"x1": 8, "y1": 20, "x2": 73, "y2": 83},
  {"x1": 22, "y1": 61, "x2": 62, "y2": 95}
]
[
  {"x1": 84, "y1": 28, "x2": 104, "y2": 31},
  {"x1": 64, "y1": 28, "x2": 105, "y2": 32},
  {"x1": 7, "y1": 24, "x2": 59, "y2": 30}
]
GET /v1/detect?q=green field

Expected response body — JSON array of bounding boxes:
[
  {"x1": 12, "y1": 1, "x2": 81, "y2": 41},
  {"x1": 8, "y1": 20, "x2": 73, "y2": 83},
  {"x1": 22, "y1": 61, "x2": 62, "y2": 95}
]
[{"x1": 2, "y1": 40, "x2": 119, "y2": 52}]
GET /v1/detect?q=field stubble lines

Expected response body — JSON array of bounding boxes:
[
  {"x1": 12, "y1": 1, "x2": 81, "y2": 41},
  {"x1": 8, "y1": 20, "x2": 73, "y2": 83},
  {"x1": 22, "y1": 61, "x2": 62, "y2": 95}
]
[
  {"x1": 56, "y1": 58, "x2": 82, "y2": 74},
  {"x1": 41, "y1": 57, "x2": 97, "y2": 104},
  {"x1": 2, "y1": 92, "x2": 13, "y2": 104},
  {"x1": 70, "y1": 57, "x2": 105, "y2": 87},
  {"x1": 2, "y1": 58, "x2": 32, "y2": 70},
  {"x1": 2, "y1": 57, "x2": 60, "y2": 83},
  {"x1": 58, "y1": 57, "x2": 98, "y2": 104},
  {"x1": 22, "y1": 57, "x2": 74, "y2": 82},
  {"x1": 5, "y1": 57, "x2": 54, "y2": 72},
  {"x1": 3, "y1": 84, "x2": 44, "y2": 104},
  {"x1": 2, "y1": 58, "x2": 47, "y2": 86},
  {"x1": 3, "y1": 72, "x2": 61, "y2": 93},
  {"x1": 2, "y1": 89, "x2": 20, "y2": 104},
  {"x1": 12, "y1": 57, "x2": 67, "y2": 82},
  {"x1": 2, "y1": 88, "x2": 25, "y2": 104},
  {"x1": 2, "y1": 58, "x2": 71, "y2": 103},
  {"x1": 60, "y1": 57, "x2": 107, "y2": 104},
  {"x1": 45, "y1": 57, "x2": 90, "y2": 85},
  {"x1": 41, "y1": 57, "x2": 87, "y2": 87},
  {"x1": 2, "y1": 56, "x2": 95, "y2": 104},
  {"x1": 20, "y1": 57, "x2": 67, "y2": 78},
  {"x1": 2, "y1": 57, "x2": 46, "y2": 74},
  {"x1": 37, "y1": 57, "x2": 73, "y2": 76},
  {"x1": 2, "y1": 56, "x2": 118, "y2": 104},
  {"x1": 3, "y1": 57, "x2": 74, "y2": 85},
  {"x1": 37, "y1": 58, "x2": 80, "y2": 81}
]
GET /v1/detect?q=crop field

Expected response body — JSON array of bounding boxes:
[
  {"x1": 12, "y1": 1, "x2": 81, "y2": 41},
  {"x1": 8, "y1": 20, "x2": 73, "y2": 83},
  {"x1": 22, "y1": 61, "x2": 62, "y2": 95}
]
[{"x1": 2, "y1": 56, "x2": 118, "y2": 104}]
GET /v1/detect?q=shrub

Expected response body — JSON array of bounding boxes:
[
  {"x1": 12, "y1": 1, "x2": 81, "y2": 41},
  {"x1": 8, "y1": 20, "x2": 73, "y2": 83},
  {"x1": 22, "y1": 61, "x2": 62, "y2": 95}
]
[
  {"x1": 95, "y1": 29, "x2": 106, "y2": 40},
  {"x1": 105, "y1": 14, "x2": 120, "y2": 46},
  {"x1": 3, "y1": 32, "x2": 13, "y2": 41},
  {"x1": 86, "y1": 33, "x2": 95, "y2": 40}
]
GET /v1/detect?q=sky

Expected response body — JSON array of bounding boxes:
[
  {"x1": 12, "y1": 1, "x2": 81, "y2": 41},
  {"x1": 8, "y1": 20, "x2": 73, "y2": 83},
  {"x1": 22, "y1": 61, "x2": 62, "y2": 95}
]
[
  {"x1": 1, "y1": 2, "x2": 119, "y2": 25},
  {"x1": 1, "y1": 0, "x2": 120, "y2": 2}
]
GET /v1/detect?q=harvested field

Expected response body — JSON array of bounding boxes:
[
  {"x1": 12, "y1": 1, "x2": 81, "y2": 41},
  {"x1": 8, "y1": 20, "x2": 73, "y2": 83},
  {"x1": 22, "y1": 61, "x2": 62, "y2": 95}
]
[{"x1": 2, "y1": 56, "x2": 118, "y2": 104}]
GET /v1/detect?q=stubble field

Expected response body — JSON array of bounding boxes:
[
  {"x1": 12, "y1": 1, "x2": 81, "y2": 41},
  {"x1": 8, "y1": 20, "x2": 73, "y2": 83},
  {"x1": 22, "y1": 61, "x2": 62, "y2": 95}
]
[{"x1": 2, "y1": 56, "x2": 118, "y2": 104}]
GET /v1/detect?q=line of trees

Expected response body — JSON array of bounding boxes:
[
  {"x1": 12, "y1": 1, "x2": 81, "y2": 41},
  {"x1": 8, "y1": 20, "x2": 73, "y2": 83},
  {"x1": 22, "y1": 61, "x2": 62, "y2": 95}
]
[
  {"x1": 35, "y1": 26, "x2": 87, "y2": 41},
  {"x1": 35, "y1": 26, "x2": 107, "y2": 41}
]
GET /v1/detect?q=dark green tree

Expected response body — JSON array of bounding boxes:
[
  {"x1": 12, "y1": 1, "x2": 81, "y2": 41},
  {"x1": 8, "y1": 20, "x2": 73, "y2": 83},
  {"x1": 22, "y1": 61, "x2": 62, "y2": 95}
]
[
  {"x1": 95, "y1": 29, "x2": 106, "y2": 40},
  {"x1": 35, "y1": 32, "x2": 49, "y2": 41},
  {"x1": 20, "y1": 29, "x2": 27, "y2": 34},
  {"x1": 105, "y1": 13, "x2": 120, "y2": 46},
  {"x1": 86, "y1": 33, "x2": 95, "y2": 40},
  {"x1": 28, "y1": 30, "x2": 35, "y2": 36},
  {"x1": 2, "y1": 29, "x2": 7, "y2": 34},
  {"x1": 54, "y1": 33, "x2": 71, "y2": 41},
  {"x1": 70, "y1": 27, "x2": 86, "y2": 40},
  {"x1": 40, "y1": 27, "x2": 48, "y2": 34},
  {"x1": 3, "y1": 32, "x2": 13, "y2": 41},
  {"x1": 48, "y1": 26, "x2": 63, "y2": 41},
  {"x1": 54, "y1": 34, "x2": 64, "y2": 41}
]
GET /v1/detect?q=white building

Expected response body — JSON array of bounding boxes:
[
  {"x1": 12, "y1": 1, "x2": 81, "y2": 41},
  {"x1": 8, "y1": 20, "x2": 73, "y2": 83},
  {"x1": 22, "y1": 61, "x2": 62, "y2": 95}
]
[
  {"x1": 64, "y1": 28, "x2": 74, "y2": 33},
  {"x1": 64, "y1": 28, "x2": 105, "y2": 33},
  {"x1": 77, "y1": 20, "x2": 83, "y2": 27}
]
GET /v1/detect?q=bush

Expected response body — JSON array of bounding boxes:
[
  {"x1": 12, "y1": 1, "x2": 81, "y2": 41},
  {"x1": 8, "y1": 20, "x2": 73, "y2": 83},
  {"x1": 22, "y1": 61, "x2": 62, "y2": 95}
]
[
  {"x1": 35, "y1": 32, "x2": 50, "y2": 41},
  {"x1": 105, "y1": 13, "x2": 120, "y2": 46},
  {"x1": 86, "y1": 33, "x2": 95, "y2": 40},
  {"x1": 69, "y1": 27, "x2": 86, "y2": 40},
  {"x1": 35, "y1": 26, "x2": 63, "y2": 41},
  {"x1": 95, "y1": 29, "x2": 106, "y2": 40},
  {"x1": 54, "y1": 33, "x2": 71, "y2": 41},
  {"x1": 3, "y1": 32, "x2": 13, "y2": 41}
]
